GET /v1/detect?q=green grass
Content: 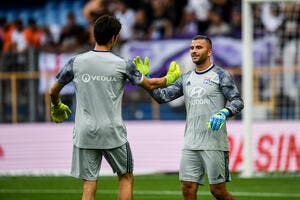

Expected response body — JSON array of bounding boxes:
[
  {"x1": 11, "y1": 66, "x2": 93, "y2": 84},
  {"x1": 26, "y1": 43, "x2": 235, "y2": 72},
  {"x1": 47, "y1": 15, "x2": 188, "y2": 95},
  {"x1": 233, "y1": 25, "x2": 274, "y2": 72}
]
[{"x1": 0, "y1": 172, "x2": 299, "y2": 200}]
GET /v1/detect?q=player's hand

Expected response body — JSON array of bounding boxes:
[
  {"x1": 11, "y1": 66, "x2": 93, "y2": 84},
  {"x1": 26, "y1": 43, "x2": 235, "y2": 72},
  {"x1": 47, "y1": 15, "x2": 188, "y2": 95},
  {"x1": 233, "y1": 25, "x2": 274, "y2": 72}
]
[
  {"x1": 51, "y1": 99, "x2": 72, "y2": 123},
  {"x1": 133, "y1": 56, "x2": 149, "y2": 76},
  {"x1": 207, "y1": 108, "x2": 230, "y2": 131},
  {"x1": 165, "y1": 61, "x2": 181, "y2": 85}
]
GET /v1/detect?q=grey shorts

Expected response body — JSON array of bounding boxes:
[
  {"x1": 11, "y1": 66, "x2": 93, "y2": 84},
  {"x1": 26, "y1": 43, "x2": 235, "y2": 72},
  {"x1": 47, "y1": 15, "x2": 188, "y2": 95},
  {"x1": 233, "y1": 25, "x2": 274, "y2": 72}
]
[
  {"x1": 71, "y1": 142, "x2": 133, "y2": 181},
  {"x1": 179, "y1": 149, "x2": 230, "y2": 185}
]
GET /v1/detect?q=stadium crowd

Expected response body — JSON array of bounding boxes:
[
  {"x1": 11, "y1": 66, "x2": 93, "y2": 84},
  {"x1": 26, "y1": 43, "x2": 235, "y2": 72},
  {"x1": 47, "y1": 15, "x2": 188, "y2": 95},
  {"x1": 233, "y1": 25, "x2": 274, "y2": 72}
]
[
  {"x1": 0, "y1": 0, "x2": 299, "y2": 122},
  {"x1": 0, "y1": 0, "x2": 241, "y2": 52},
  {"x1": 0, "y1": 0, "x2": 299, "y2": 62},
  {"x1": 1, "y1": 0, "x2": 243, "y2": 58}
]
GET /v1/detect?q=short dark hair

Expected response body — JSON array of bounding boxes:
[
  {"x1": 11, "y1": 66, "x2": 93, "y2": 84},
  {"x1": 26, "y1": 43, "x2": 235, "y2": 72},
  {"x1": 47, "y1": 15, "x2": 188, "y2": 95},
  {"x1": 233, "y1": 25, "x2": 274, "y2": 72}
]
[
  {"x1": 93, "y1": 15, "x2": 122, "y2": 45},
  {"x1": 192, "y1": 35, "x2": 212, "y2": 48}
]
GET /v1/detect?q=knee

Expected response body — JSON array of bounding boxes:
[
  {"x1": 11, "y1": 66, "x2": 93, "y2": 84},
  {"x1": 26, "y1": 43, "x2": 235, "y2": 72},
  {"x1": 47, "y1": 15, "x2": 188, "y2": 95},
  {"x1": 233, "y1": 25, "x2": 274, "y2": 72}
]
[
  {"x1": 118, "y1": 173, "x2": 134, "y2": 184},
  {"x1": 181, "y1": 182, "x2": 197, "y2": 197},
  {"x1": 83, "y1": 180, "x2": 97, "y2": 195},
  {"x1": 210, "y1": 187, "x2": 223, "y2": 199},
  {"x1": 210, "y1": 186, "x2": 230, "y2": 200}
]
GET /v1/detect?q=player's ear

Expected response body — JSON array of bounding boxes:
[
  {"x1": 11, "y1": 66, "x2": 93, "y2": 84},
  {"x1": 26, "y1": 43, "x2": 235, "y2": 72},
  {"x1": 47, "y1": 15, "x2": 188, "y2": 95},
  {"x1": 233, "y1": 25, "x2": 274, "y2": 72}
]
[
  {"x1": 112, "y1": 34, "x2": 120, "y2": 45},
  {"x1": 208, "y1": 48, "x2": 213, "y2": 57}
]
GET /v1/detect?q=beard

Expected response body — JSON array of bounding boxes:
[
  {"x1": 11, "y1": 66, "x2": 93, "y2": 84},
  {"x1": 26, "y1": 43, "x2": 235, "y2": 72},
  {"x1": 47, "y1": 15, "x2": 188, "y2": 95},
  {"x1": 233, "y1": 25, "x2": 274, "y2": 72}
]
[{"x1": 192, "y1": 55, "x2": 206, "y2": 65}]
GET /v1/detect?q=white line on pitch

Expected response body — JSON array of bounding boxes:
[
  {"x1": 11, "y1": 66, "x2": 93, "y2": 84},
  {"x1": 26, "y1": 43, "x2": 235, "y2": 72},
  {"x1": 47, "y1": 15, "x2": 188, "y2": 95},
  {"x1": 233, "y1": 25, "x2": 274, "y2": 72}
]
[{"x1": 0, "y1": 189, "x2": 299, "y2": 198}]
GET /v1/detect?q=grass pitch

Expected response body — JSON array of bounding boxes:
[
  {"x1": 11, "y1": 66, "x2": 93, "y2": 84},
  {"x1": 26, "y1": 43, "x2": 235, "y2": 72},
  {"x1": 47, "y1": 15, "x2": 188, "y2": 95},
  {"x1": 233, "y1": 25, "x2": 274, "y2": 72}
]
[{"x1": 0, "y1": 172, "x2": 299, "y2": 200}]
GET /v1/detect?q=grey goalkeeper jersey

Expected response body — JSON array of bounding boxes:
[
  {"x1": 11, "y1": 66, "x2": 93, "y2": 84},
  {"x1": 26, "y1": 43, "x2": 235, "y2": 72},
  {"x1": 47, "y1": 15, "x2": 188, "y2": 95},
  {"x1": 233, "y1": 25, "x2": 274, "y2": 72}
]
[
  {"x1": 56, "y1": 50, "x2": 143, "y2": 149},
  {"x1": 151, "y1": 65, "x2": 244, "y2": 151}
]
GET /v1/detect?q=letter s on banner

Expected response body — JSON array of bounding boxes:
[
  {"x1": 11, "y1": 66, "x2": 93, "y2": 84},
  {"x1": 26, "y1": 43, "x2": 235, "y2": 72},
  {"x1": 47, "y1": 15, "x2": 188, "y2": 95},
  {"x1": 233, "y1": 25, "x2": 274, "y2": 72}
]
[{"x1": 255, "y1": 134, "x2": 274, "y2": 171}]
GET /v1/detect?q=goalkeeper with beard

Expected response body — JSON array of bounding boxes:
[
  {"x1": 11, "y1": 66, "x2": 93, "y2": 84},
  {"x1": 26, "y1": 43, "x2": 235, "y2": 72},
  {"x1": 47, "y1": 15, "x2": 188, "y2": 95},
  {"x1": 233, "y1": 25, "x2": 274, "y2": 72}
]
[{"x1": 135, "y1": 35, "x2": 244, "y2": 200}]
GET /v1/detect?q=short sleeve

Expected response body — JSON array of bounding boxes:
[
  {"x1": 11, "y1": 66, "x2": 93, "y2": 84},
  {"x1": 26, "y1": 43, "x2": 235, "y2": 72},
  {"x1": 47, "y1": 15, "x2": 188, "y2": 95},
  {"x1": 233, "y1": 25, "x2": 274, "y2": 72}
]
[{"x1": 56, "y1": 57, "x2": 75, "y2": 85}]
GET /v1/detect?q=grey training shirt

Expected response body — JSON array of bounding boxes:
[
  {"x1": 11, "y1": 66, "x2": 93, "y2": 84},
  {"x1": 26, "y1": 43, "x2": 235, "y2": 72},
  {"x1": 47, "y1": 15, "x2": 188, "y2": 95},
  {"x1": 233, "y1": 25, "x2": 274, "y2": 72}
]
[
  {"x1": 150, "y1": 65, "x2": 244, "y2": 151},
  {"x1": 56, "y1": 50, "x2": 143, "y2": 149}
]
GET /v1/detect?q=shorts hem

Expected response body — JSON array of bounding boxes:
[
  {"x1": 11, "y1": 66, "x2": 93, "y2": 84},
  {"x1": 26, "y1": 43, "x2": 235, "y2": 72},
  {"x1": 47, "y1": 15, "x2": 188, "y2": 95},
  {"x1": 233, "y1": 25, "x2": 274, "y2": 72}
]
[
  {"x1": 179, "y1": 178, "x2": 203, "y2": 185},
  {"x1": 70, "y1": 173, "x2": 98, "y2": 181},
  {"x1": 209, "y1": 179, "x2": 231, "y2": 185}
]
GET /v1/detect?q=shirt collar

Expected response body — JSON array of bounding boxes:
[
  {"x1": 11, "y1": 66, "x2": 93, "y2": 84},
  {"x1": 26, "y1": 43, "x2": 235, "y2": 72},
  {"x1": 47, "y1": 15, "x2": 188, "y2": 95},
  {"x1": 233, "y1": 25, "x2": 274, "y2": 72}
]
[{"x1": 194, "y1": 64, "x2": 214, "y2": 74}]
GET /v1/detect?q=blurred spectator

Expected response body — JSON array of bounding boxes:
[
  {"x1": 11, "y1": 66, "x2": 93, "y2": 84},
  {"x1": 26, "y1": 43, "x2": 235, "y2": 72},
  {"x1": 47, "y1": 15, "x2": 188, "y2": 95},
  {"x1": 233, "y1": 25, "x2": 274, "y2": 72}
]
[
  {"x1": 186, "y1": 0, "x2": 211, "y2": 34},
  {"x1": 229, "y1": 7, "x2": 242, "y2": 38},
  {"x1": 114, "y1": 0, "x2": 136, "y2": 43},
  {"x1": 206, "y1": 7, "x2": 231, "y2": 36},
  {"x1": 82, "y1": 0, "x2": 111, "y2": 45},
  {"x1": 58, "y1": 12, "x2": 89, "y2": 52},
  {"x1": 253, "y1": 4, "x2": 266, "y2": 37},
  {"x1": 0, "y1": 18, "x2": 16, "y2": 72},
  {"x1": 11, "y1": 19, "x2": 27, "y2": 53},
  {"x1": 82, "y1": 0, "x2": 111, "y2": 24},
  {"x1": 278, "y1": 3, "x2": 299, "y2": 44},
  {"x1": 0, "y1": 18, "x2": 6, "y2": 52},
  {"x1": 176, "y1": 7, "x2": 198, "y2": 38},
  {"x1": 279, "y1": 3, "x2": 300, "y2": 100},
  {"x1": 148, "y1": 0, "x2": 173, "y2": 39},
  {"x1": 210, "y1": 0, "x2": 234, "y2": 23},
  {"x1": 163, "y1": 0, "x2": 180, "y2": 28},
  {"x1": 261, "y1": 3, "x2": 283, "y2": 33},
  {"x1": 135, "y1": 0, "x2": 154, "y2": 23},
  {"x1": 0, "y1": 18, "x2": 15, "y2": 53},
  {"x1": 10, "y1": 19, "x2": 28, "y2": 71},
  {"x1": 23, "y1": 18, "x2": 43, "y2": 48},
  {"x1": 132, "y1": 9, "x2": 150, "y2": 40},
  {"x1": 40, "y1": 25, "x2": 56, "y2": 51},
  {"x1": 0, "y1": 36, "x2": 3, "y2": 53}
]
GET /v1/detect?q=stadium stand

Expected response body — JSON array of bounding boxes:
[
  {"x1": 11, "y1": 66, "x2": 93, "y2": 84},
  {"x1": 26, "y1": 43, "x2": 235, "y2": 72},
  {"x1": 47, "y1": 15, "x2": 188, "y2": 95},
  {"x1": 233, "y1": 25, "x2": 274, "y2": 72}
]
[{"x1": 0, "y1": 0, "x2": 299, "y2": 122}]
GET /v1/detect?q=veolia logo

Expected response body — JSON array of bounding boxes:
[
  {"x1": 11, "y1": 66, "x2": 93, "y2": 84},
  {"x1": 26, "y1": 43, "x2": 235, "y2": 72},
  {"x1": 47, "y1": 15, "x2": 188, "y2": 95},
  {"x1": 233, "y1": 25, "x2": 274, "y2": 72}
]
[
  {"x1": 82, "y1": 74, "x2": 91, "y2": 83},
  {"x1": 82, "y1": 73, "x2": 117, "y2": 83}
]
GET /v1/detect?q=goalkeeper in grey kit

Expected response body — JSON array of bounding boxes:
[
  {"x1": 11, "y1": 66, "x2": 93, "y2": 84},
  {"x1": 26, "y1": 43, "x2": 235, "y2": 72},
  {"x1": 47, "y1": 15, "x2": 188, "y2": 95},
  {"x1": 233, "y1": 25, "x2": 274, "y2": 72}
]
[
  {"x1": 48, "y1": 15, "x2": 181, "y2": 200},
  {"x1": 136, "y1": 35, "x2": 244, "y2": 200}
]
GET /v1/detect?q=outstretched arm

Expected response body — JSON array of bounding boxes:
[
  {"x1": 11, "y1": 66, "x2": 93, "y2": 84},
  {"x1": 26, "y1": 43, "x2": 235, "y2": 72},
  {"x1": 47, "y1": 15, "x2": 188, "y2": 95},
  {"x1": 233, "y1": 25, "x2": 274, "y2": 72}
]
[
  {"x1": 139, "y1": 77, "x2": 167, "y2": 90},
  {"x1": 133, "y1": 56, "x2": 181, "y2": 91},
  {"x1": 148, "y1": 76, "x2": 184, "y2": 104}
]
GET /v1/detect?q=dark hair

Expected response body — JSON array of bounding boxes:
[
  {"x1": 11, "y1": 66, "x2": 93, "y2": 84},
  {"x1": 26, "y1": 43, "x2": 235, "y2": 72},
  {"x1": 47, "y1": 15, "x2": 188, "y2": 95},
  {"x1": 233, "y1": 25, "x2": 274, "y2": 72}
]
[
  {"x1": 192, "y1": 35, "x2": 212, "y2": 48},
  {"x1": 93, "y1": 15, "x2": 121, "y2": 45}
]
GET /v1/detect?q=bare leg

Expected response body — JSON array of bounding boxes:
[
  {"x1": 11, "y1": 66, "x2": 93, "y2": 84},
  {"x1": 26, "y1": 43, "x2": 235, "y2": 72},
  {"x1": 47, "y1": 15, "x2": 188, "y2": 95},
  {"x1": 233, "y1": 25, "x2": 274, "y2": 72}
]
[
  {"x1": 209, "y1": 182, "x2": 234, "y2": 200},
  {"x1": 82, "y1": 180, "x2": 97, "y2": 200},
  {"x1": 181, "y1": 181, "x2": 198, "y2": 200},
  {"x1": 118, "y1": 172, "x2": 134, "y2": 200}
]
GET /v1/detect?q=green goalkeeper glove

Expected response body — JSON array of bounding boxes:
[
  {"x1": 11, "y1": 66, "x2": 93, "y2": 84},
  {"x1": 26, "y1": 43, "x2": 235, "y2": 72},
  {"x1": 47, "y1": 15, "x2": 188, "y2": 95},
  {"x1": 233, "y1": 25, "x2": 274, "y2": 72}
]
[
  {"x1": 165, "y1": 61, "x2": 181, "y2": 85},
  {"x1": 133, "y1": 56, "x2": 149, "y2": 77},
  {"x1": 51, "y1": 99, "x2": 72, "y2": 123},
  {"x1": 207, "y1": 108, "x2": 230, "y2": 131}
]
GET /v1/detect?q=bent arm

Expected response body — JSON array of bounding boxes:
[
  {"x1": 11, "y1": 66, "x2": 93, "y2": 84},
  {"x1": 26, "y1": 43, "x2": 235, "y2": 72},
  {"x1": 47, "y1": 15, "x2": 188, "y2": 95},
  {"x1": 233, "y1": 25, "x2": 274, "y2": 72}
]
[
  {"x1": 220, "y1": 72, "x2": 244, "y2": 116},
  {"x1": 49, "y1": 81, "x2": 64, "y2": 106},
  {"x1": 49, "y1": 57, "x2": 74, "y2": 105}
]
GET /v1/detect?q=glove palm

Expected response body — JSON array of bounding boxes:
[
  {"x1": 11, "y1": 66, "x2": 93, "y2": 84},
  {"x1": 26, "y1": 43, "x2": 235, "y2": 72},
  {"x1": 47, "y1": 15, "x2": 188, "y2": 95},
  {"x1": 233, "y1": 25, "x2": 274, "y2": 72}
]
[
  {"x1": 165, "y1": 61, "x2": 181, "y2": 85},
  {"x1": 51, "y1": 99, "x2": 72, "y2": 123},
  {"x1": 133, "y1": 56, "x2": 149, "y2": 76},
  {"x1": 208, "y1": 108, "x2": 230, "y2": 131}
]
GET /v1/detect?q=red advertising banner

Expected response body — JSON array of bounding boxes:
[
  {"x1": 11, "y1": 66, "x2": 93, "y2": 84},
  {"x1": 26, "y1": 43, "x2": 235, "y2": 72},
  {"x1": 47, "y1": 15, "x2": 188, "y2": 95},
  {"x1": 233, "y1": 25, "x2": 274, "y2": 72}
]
[
  {"x1": 0, "y1": 121, "x2": 299, "y2": 175},
  {"x1": 228, "y1": 122, "x2": 299, "y2": 172}
]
